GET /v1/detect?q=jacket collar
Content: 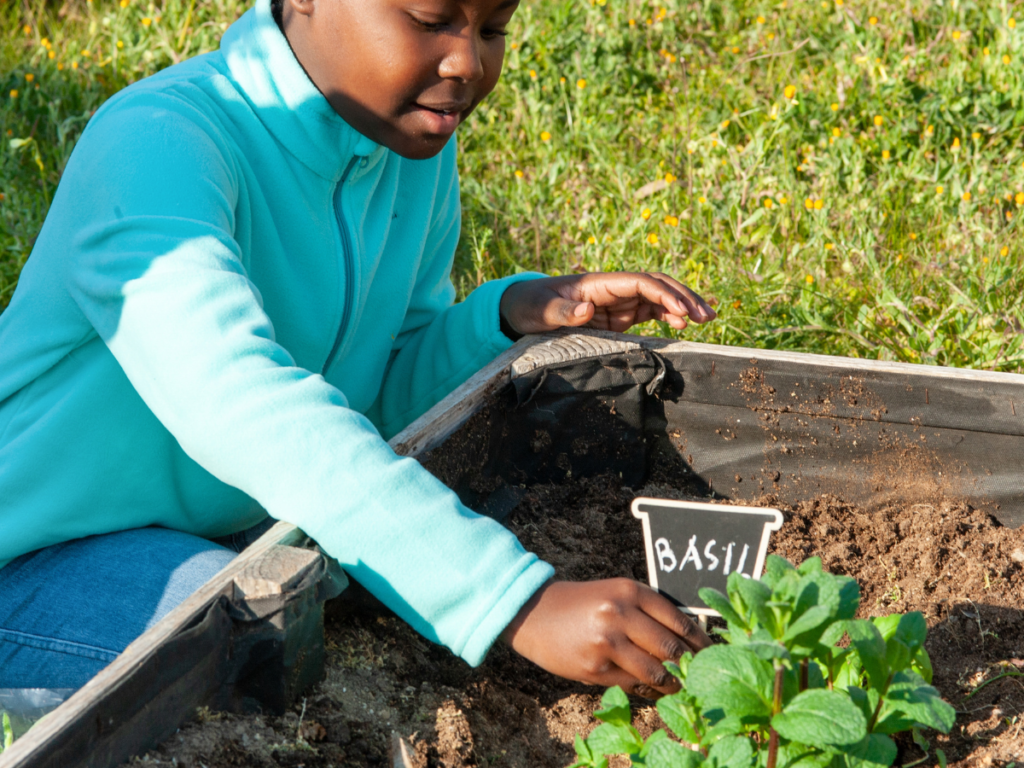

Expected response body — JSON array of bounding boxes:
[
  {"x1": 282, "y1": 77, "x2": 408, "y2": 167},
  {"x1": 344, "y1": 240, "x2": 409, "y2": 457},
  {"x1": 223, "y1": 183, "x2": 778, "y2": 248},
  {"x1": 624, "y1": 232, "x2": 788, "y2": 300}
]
[{"x1": 220, "y1": 0, "x2": 385, "y2": 181}]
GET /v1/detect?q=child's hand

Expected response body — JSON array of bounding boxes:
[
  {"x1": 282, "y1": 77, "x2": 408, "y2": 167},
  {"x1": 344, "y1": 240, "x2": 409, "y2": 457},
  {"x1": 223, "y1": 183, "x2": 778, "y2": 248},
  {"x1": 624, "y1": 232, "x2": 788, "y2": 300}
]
[
  {"x1": 499, "y1": 272, "x2": 717, "y2": 336},
  {"x1": 501, "y1": 579, "x2": 712, "y2": 698}
]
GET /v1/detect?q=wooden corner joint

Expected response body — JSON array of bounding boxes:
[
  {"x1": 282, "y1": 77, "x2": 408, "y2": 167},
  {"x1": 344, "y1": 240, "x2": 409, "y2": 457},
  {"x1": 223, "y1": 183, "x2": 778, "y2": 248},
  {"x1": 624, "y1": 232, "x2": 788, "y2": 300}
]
[{"x1": 231, "y1": 544, "x2": 323, "y2": 602}]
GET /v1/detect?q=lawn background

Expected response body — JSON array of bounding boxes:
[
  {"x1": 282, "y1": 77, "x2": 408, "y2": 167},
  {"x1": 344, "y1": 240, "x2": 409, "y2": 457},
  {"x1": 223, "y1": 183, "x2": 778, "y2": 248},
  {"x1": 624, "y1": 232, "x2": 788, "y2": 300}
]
[{"x1": 2, "y1": 0, "x2": 1023, "y2": 370}]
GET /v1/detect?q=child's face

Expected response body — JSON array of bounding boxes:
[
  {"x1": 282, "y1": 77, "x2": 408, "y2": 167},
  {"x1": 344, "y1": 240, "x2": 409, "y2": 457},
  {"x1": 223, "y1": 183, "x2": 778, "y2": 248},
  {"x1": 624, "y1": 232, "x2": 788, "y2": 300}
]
[{"x1": 283, "y1": 0, "x2": 519, "y2": 160}]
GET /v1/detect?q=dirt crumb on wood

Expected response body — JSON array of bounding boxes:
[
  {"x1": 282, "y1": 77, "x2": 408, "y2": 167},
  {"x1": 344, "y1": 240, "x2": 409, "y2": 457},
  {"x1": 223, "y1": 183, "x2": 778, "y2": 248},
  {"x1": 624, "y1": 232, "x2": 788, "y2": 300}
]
[{"x1": 127, "y1": 475, "x2": 1024, "y2": 768}]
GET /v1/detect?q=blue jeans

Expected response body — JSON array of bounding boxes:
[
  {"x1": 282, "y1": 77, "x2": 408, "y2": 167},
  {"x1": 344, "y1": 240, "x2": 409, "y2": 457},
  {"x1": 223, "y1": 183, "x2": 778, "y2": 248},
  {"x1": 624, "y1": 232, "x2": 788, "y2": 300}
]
[{"x1": 0, "y1": 520, "x2": 273, "y2": 690}]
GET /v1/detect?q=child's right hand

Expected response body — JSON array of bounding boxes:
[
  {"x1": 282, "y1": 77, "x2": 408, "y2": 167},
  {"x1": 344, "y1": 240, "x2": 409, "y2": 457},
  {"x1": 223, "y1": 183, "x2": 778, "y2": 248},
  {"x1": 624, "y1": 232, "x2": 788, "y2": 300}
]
[{"x1": 501, "y1": 579, "x2": 712, "y2": 698}]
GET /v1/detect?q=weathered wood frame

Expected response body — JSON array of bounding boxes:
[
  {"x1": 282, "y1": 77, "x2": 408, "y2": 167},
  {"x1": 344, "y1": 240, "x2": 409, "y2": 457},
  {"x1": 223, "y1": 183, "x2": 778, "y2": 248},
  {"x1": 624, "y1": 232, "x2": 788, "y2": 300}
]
[{"x1": 4, "y1": 329, "x2": 1022, "y2": 768}]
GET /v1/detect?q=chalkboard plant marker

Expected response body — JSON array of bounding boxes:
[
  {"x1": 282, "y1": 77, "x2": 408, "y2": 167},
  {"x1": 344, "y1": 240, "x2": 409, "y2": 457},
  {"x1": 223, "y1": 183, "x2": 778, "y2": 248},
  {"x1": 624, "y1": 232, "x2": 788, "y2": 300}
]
[
  {"x1": 631, "y1": 498, "x2": 783, "y2": 616},
  {"x1": 569, "y1": 555, "x2": 955, "y2": 768}
]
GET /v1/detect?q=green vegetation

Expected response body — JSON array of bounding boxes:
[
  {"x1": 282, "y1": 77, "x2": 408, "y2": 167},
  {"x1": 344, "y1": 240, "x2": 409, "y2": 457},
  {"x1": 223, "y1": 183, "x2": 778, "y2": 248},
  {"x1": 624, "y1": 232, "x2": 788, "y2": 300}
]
[
  {"x1": 1, "y1": 710, "x2": 12, "y2": 753},
  {"x1": 571, "y1": 555, "x2": 954, "y2": 768},
  {"x1": 3, "y1": 0, "x2": 1024, "y2": 369}
]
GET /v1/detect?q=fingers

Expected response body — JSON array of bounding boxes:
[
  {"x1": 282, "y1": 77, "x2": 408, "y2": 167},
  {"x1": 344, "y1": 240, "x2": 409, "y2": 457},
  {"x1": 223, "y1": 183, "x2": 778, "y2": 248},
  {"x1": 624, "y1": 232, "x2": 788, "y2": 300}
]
[
  {"x1": 637, "y1": 272, "x2": 717, "y2": 324},
  {"x1": 636, "y1": 585, "x2": 713, "y2": 652}
]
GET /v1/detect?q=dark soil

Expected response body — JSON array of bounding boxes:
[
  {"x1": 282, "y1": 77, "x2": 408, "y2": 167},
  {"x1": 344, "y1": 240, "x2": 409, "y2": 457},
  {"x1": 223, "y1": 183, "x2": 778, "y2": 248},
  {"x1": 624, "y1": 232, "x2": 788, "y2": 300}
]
[{"x1": 125, "y1": 475, "x2": 1024, "y2": 768}]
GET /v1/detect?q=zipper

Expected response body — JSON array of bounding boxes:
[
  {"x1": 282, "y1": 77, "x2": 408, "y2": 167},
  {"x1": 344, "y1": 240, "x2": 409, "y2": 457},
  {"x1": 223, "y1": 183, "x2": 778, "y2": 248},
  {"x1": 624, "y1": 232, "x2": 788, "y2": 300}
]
[{"x1": 322, "y1": 155, "x2": 361, "y2": 375}]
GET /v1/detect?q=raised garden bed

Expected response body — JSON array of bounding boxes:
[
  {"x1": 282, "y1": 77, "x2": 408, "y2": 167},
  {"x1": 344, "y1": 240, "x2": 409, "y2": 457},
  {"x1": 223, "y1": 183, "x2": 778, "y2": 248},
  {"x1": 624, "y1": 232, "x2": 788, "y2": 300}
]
[{"x1": 5, "y1": 330, "x2": 1024, "y2": 768}]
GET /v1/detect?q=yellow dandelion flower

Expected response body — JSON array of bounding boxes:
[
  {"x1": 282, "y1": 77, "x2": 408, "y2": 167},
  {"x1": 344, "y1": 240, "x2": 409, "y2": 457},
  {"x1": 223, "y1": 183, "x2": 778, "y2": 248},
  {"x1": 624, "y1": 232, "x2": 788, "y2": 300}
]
[
  {"x1": 732, "y1": 46, "x2": 740, "y2": 54},
  {"x1": 805, "y1": 274, "x2": 815, "y2": 285},
  {"x1": 1016, "y1": 192, "x2": 1024, "y2": 206},
  {"x1": 529, "y1": 69, "x2": 537, "y2": 79},
  {"x1": 952, "y1": 30, "x2": 961, "y2": 40},
  {"x1": 514, "y1": 169, "x2": 524, "y2": 179},
  {"x1": 1007, "y1": 211, "x2": 1014, "y2": 220},
  {"x1": 983, "y1": 256, "x2": 990, "y2": 264},
  {"x1": 647, "y1": 233, "x2": 659, "y2": 245},
  {"x1": 559, "y1": 76, "x2": 566, "y2": 84},
  {"x1": 824, "y1": 243, "x2": 834, "y2": 250},
  {"x1": 120, "y1": 0, "x2": 129, "y2": 6},
  {"x1": 40, "y1": 37, "x2": 50, "y2": 48},
  {"x1": 1001, "y1": 246, "x2": 1009, "y2": 256},
  {"x1": 784, "y1": 84, "x2": 797, "y2": 100},
  {"x1": 984, "y1": 47, "x2": 991, "y2": 55},
  {"x1": 779, "y1": 196, "x2": 788, "y2": 205},
  {"x1": 698, "y1": 196, "x2": 707, "y2": 204},
  {"x1": 832, "y1": 127, "x2": 841, "y2": 137},
  {"x1": 814, "y1": 199, "x2": 824, "y2": 210},
  {"x1": 576, "y1": 78, "x2": 586, "y2": 89},
  {"x1": 1004, "y1": 54, "x2": 1012, "y2": 64},
  {"x1": 962, "y1": 192, "x2": 971, "y2": 202},
  {"x1": 873, "y1": 115, "x2": 883, "y2": 127},
  {"x1": 757, "y1": 15, "x2": 766, "y2": 24},
  {"x1": 767, "y1": 32, "x2": 775, "y2": 40},
  {"x1": 48, "y1": 50, "x2": 54, "y2": 59},
  {"x1": 142, "y1": 17, "x2": 152, "y2": 26},
  {"x1": 896, "y1": 253, "x2": 903, "y2": 261},
  {"x1": 732, "y1": 300, "x2": 743, "y2": 309},
  {"x1": 764, "y1": 198, "x2": 774, "y2": 209},
  {"x1": 972, "y1": 131, "x2": 980, "y2": 140},
  {"x1": 540, "y1": 131, "x2": 551, "y2": 141},
  {"x1": 71, "y1": 61, "x2": 78, "y2": 69},
  {"x1": 711, "y1": 139, "x2": 718, "y2": 147},
  {"x1": 665, "y1": 173, "x2": 677, "y2": 184},
  {"x1": 721, "y1": 120, "x2": 730, "y2": 129},
  {"x1": 9, "y1": 89, "x2": 18, "y2": 99},
  {"x1": 831, "y1": 102, "x2": 839, "y2": 111},
  {"x1": 835, "y1": 0, "x2": 843, "y2": 6},
  {"x1": 25, "y1": 73, "x2": 34, "y2": 82},
  {"x1": 882, "y1": 149, "x2": 891, "y2": 160},
  {"x1": 22, "y1": 24, "x2": 31, "y2": 35},
  {"x1": 629, "y1": 18, "x2": 636, "y2": 27},
  {"x1": 1010, "y1": 18, "x2": 1017, "y2": 28},
  {"x1": 510, "y1": 42, "x2": 518, "y2": 50},
  {"x1": 642, "y1": 208, "x2": 652, "y2": 220},
  {"x1": 665, "y1": 215, "x2": 679, "y2": 227},
  {"x1": 57, "y1": 62, "x2": 64, "y2": 70},
  {"x1": 804, "y1": 198, "x2": 814, "y2": 210},
  {"x1": 926, "y1": 124, "x2": 934, "y2": 135},
  {"x1": 869, "y1": 16, "x2": 878, "y2": 25},
  {"x1": 587, "y1": 236, "x2": 597, "y2": 244},
  {"x1": 909, "y1": 233, "x2": 917, "y2": 239},
  {"x1": 936, "y1": 185, "x2": 944, "y2": 195}
]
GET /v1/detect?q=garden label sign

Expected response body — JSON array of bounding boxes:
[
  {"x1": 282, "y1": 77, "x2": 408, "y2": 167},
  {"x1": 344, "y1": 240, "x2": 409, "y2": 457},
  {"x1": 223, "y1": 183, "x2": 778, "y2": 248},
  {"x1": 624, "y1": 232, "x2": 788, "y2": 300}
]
[{"x1": 631, "y1": 498, "x2": 783, "y2": 616}]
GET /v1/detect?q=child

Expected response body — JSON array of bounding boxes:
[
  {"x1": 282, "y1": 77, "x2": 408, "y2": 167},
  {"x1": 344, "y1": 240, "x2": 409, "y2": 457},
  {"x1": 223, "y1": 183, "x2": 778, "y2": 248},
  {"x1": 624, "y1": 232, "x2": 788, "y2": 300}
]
[{"x1": 0, "y1": 0, "x2": 716, "y2": 700}]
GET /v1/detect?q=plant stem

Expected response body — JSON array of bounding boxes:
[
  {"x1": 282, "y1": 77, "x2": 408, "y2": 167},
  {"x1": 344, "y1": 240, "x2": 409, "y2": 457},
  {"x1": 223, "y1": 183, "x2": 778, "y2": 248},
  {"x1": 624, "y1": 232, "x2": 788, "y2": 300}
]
[
  {"x1": 867, "y1": 673, "x2": 894, "y2": 732},
  {"x1": 800, "y1": 659, "x2": 809, "y2": 692},
  {"x1": 767, "y1": 661, "x2": 785, "y2": 768}
]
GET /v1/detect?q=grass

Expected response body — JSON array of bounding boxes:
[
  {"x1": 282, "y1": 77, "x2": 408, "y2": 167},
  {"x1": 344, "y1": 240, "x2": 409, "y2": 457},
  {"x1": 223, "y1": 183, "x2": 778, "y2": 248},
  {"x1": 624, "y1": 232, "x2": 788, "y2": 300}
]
[{"x1": 2, "y1": 0, "x2": 1024, "y2": 370}]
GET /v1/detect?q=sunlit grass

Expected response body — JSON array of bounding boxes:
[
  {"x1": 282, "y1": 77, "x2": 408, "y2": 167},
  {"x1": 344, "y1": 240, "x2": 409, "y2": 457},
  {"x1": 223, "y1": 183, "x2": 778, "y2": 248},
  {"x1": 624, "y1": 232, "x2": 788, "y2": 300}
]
[{"x1": 3, "y1": 0, "x2": 1024, "y2": 370}]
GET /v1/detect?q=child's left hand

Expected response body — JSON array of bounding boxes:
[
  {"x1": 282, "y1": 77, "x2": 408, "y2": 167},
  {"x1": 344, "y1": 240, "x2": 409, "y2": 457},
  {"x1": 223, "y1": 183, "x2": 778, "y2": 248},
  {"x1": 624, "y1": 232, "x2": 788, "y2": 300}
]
[{"x1": 499, "y1": 272, "x2": 717, "y2": 337}]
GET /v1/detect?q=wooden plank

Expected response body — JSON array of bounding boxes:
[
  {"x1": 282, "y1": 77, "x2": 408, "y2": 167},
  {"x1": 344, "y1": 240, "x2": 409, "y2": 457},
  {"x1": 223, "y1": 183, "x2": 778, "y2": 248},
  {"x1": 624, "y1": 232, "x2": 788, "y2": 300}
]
[
  {"x1": 509, "y1": 330, "x2": 641, "y2": 378},
  {"x1": 233, "y1": 544, "x2": 321, "y2": 600}
]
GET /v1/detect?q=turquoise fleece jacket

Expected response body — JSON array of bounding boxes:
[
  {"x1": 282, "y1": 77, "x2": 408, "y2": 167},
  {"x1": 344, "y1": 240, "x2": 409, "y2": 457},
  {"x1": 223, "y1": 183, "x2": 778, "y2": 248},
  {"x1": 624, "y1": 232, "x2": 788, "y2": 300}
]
[{"x1": 0, "y1": 0, "x2": 554, "y2": 665}]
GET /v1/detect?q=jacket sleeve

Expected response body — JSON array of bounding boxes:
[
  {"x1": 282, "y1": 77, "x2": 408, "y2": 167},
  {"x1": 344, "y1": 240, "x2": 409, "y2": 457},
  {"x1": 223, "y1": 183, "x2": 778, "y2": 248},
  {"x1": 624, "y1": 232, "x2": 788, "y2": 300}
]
[
  {"x1": 62, "y1": 97, "x2": 553, "y2": 666},
  {"x1": 368, "y1": 139, "x2": 546, "y2": 439}
]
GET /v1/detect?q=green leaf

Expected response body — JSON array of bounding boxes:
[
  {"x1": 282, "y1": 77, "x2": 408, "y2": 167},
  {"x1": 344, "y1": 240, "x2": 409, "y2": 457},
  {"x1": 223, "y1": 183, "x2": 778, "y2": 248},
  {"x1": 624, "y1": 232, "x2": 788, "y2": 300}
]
[
  {"x1": 772, "y1": 689, "x2": 867, "y2": 746},
  {"x1": 585, "y1": 723, "x2": 644, "y2": 758},
  {"x1": 595, "y1": 686, "x2": 631, "y2": 727},
  {"x1": 871, "y1": 615, "x2": 901, "y2": 640},
  {"x1": 644, "y1": 737, "x2": 706, "y2": 768},
  {"x1": 884, "y1": 637, "x2": 911, "y2": 674},
  {"x1": 845, "y1": 685, "x2": 880, "y2": 725},
  {"x1": 894, "y1": 613, "x2": 927, "y2": 653},
  {"x1": 699, "y1": 587, "x2": 748, "y2": 628},
  {"x1": 912, "y1": 647, "x2": 934, "y2": 685},
  {"x1": 847, "y1": 620, "x2": 888, "y2": 692},
  {"x1": 937, "y1": 748, "x2": 947, "y2": 768},
  {"x1": 877, "y1": 672, "x2": 955, "y2": 734},
  {"x1": 707, "y1": 735, "x2": 755, "y2": 768},
  {"x1": 733, "y1": 577, "x2": 774, "y2": 634},
  {"x1": 657, "y1": 692, "x2": 701, "y2": 744},
  {"x1": 775, "y1": 742, "x2": 835, "y2": 768},
  {"x1": 763, "y1": 554, "x2": 797, "y2": 587},
  {"x1": 836, "y1": 733, "x2": 898, "y2": 768},
  {"x1": 687, "y1": 646, "x2": 773, "y2": 721},
  {"x1": 836, "y1": 577, "x2": 860, "y2": 620},
  {"x1": 819, "y1": 620, "x2": 848, "y2": 648},
  {"x1": 783, "y1": 605, "x2": 834, "y2": 643},
  {"x1": 797, "y1": 557, "x2": 823, "y2": 575},
  {"x1": 701, "y1": 716, "x2": 746, "y2": 745},
  {"x1": 573, "y1": 733, "x2": 602, "y2": 768}
]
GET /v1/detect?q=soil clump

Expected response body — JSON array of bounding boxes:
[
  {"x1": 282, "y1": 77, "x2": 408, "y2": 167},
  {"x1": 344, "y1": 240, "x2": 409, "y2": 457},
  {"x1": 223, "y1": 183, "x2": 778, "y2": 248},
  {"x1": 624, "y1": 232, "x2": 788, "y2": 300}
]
[{"x1": 126, "y1": 475, "x2": 1024, "y2": 768}]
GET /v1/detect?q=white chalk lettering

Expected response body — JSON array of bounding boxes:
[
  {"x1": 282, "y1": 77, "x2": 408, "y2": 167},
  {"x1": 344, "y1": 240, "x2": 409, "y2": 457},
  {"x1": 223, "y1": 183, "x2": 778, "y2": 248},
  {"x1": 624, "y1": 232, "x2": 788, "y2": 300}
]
[
  {"x1": 655, "y1": 537, "x2": 677, "y2": 571},
  {"x1": 678, "y1": 534, "x2": 703, "y2": 571},
  {"x1": 722, "y1": 542, "x2": 734, "y2": 575},
  {"x1": 703, "y1": 539, "x2": 720, "y2": 572},
  {"x1": 736, "y1": 543, "x2": 750, "y2": 577}
]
